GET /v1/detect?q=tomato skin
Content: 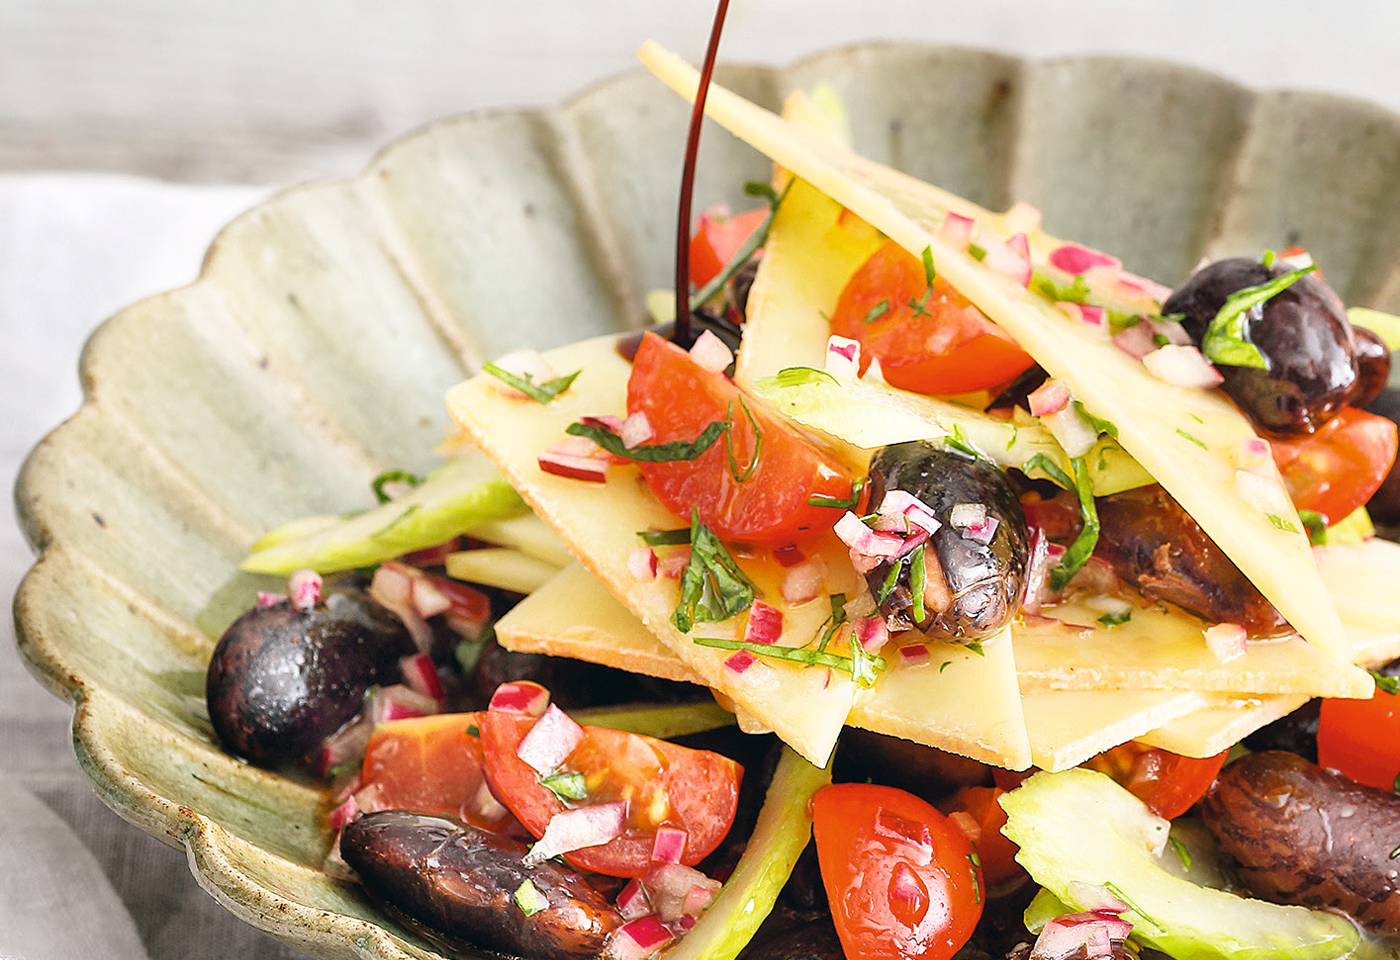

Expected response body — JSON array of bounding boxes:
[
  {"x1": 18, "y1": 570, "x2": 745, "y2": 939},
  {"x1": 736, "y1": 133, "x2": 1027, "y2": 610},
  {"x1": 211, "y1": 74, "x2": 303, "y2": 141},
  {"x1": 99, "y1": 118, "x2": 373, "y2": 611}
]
[
  {"x1": 689, "y1": 206, "x2": 768, "y2": 289},
  {"x1": 1081, "y1": 742, "x2": 1228, "y2": 820},
  {"x1": 626, "y1": 332, "x2": 856, "y2": 546},
  {"x1": 811, "y1": 782, "x2": 983, "y2": 960},
  {"x1": 359, "y1": 713, "x2": 519, "y2": 832},
  {"x1": 1318, "y1": 687, "x2": 1400, "y2": 791},
  {"x1": 942, "y1": 786, "x2": 1023, "y2": 888},
  {"x1": 830, "y1": 239, "x2": 1036, "y2": 396},
  {"x1": 1272, "y1": 407, "x2": 1398, "y2": 524},
  {"x1": 479, "y1": 706, "x2": 742, "y2": 878}
]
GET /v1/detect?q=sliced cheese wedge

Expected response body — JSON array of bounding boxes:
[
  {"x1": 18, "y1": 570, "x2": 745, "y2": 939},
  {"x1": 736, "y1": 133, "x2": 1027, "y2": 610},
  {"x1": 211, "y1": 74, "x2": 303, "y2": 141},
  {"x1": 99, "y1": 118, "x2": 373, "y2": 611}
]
[
  {"x1": 498, "y1": 563, "x2": 1033, "y2": 769},
  {"x1": 1137, "y1": 694, "x2": 1309, "y2": 758},
  {"x1": 447, "y1": 336, "x2": 859, "y2": 766},
  {"x1": 1021, "y1": 689, "x2": 1209, "y2": 772},
  {"x1": 637, "y1": 41, "x2": 1367, "y2": 694}
]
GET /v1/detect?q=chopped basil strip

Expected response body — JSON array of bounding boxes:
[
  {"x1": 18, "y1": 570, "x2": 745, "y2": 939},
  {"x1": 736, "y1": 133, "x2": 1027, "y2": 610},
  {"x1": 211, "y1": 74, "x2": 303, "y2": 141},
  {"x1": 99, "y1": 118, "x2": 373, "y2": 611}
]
[
  {"x1": 1031, "y1": 270, "x2": 1092, "y2": 305},
  {"x1": 370, "y1": 469, "x2": 424, "y2": 504},
  {"x1": 1022, "y1": 454, "x2": 1099, "y2": 591},
  {"x1": 968, "y1": 242, "x2": 987, "y2": 261},
  {"x1": 816, "y1": 593, "x2": 848, "y2": 652},
  {"x1": 689, "y1": 181, "x2": 790, "y2": 311},
  {"x1": 921, "y1": 245, "x2": 937, "y2": 286},
  {"x1": 1175, "y1": 428, "x2": 1207, "y2": 450},
  {"x1": 909, "y1": 546, "x2": 927, "y2": 623},
  {"x1": 639, "y1": 527, "x2": 692, "y2": 547},
  {"x1": 1266, "y1": 513, "x2": 1300, "y2": 534},
  {"x1": 1098, "y1": 609, "x2": 1132, "y2": 627},
  {"x1": 877, "y1": 555, "x2": 907, "y2": 605},
  {"x1": 483, "y1": 363, "x2": 582, "y2": 404},
  {"x1": 513, "y1": 879, "x2": 549, "y2": 917},
  {"x1": 863, "y1": 299, "x2": 891, "y2": 324},
  {"x1": 944, "y1": 424, "x2": 987, "y2": 462},
  {"x1": 1169, "y1": 835, "x2": 1192, "y2": 869},
  {"x1": 539, "y1": 771, "x2": 587, "y2": 801},
  {"x1": 1103, "y1": 881, "x2": 1165, "y2": 933},
  {"x1": 1373, "y1": 671, "x2": 1400, "y2": 696},
  {"x1": 1202, "y1": 264, "x2": 1317, "y2": 370},
  {"x1": 763, "y1": 365, "x2": 837, "y2": 389},
  {"x1": 1081, "y1": 408, "x2": 1118, "y2": 440},
  {"x1": 694, "y1": 636, "x2": 886, "y2": 679},
  {"x1": 968, "y1": 852, "x2": 983, "y2": 904},
  {"x1": 966, "y1": 642, "x2": 985, "y2": 658},
  {"x1": 1299, "y1": 509, "x2": 1328, "y2": 545},
  {"x1": 808, "y1": 476, "x2": 864, "y2": 510},
  {"x1": 673, "y1": 510, "x2": 756, "y2": 633},
  {"x1": 567, "y1": 418, "x2": 727, "y2": 463},
  {"x1": 724, "y1": 396, "x2": 762, "y2": 482}
]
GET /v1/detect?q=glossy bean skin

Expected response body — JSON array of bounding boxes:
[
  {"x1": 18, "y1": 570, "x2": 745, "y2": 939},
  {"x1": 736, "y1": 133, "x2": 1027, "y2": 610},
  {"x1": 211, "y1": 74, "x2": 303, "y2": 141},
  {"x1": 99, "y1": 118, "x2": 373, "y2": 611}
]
[
  {"x1": 1162, "y1": 257, "x2": 1358, "y2": 437},
  {"x1": 1365, "y1": 387, "x2": 1400, "y2": 526},
  {"x1": 1094, "y1": 483, "x2": 1289, "y2": 636},
  {"x1": 206, "y1": 589, "x2": 411, "y2": 767},
  {"x1": 864, "y1": 443, "x2": 1029, "y2": 642},
  {"x1": 341, "y1": 811, "x2": 622, "y2": 960},
  {"x1": 1200, "y1": 750, "x2": 1400, "y2": 933},
  {"x1": 1351, "y1": 325, "x2": 1392, "y2": 410}
]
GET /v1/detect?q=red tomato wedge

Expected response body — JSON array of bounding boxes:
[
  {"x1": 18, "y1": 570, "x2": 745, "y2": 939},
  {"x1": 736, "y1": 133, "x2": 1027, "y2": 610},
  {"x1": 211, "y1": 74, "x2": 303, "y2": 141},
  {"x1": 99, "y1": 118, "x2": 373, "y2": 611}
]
[
  {"x1": 1081, "y1": 741, "x2": 1228, "y2": 821},
  {"x1": 1318, "y1": 685, "x2": 1400, "y2": 792},
  {"x1": 941, "y1": 785, "x2": 1023, "y2": 889},
  {"x1": 812, "y1": 782, "x2": 983, "y2": 960},
  {"x1": 626, "y1": 332, "x2": 857, "y2": 546},
  {"x1": 1271, "y1": 406, "x2": 1398, "y2": 525},
  {"x1": 830, "y1": 239, "x2": 1036, "y2": 396},
  {"x1": 479, "y1": 705, "x2": 742, "y2": 878},
  {"x1": 359, "y1": 713, "x2": 519, "y2": 833},
  {"x1": 689, "y1": 206, "x2": 767, "y2": 289}
]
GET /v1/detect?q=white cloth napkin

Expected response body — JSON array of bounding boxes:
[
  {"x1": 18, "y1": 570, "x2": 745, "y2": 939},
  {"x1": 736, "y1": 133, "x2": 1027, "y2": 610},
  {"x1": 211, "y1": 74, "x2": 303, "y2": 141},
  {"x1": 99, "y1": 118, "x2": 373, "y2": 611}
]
[{"x1": 0, "y1": 172, "x2": 304, "y2": 959}]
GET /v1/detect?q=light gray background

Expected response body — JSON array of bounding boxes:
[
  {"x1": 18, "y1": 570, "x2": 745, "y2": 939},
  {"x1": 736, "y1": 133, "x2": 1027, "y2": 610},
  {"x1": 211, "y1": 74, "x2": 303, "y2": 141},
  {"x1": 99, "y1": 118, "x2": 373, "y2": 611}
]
[{"x1": 4, "y1": 2, "x2": 1398, "y2": 958}]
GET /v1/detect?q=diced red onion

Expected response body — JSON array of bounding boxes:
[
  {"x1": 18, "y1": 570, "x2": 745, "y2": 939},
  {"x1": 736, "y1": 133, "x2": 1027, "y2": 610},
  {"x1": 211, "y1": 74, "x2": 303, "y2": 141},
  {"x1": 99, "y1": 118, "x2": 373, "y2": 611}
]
[
  {"x1": 893, "y1": 527, "x2": 932, "y2": 559},
  {"x1": 1141, "y1": 344, "x2": 1224, "y2": 389},
  {"x1": 1019, "y1": 528, "x2": 1054, "y2": 615},
  {"x1": 1117, "y1": 270, "x2": 1174, "y2": 304},
  {"x1": 651, "y1": 826, "x2": 688, "y2": 864},
  {"x1": 550, "y1": 434, "x2": 607, "y2": 460},
  {"x1": 724, "y1": 650, "x2": 757, "y2": 674},
  {"x1": 835, "y1": 511, "x2": 905, "y2": 558},
  {"x1": 1048, "y1": 243, "x2": 1120, "y2": 276},
  {"x1": 658, "y1": 548, "x2": 691, "y2": 579},
  {"x1": 488, "y1": 348, "x2": 558, "y2": 399},
  {"x1": 287, "y1": 568, "x2": 323, "y2": 611},
  {"x1": 619, "y1": 411, "x2": 655, "y2": 448},
  {"x1": 516, "y1": 703, "x2": 585, "y2": 774},
  {"x1": 628, "y1": 546, "x2": 659, "y2": 580},
  {"x1": 524, "y1": 800, "x2": 628, "y2": 866},
  {"x1": 616, "y1": 879, "x2": 652, "y2": 921},
  {"x1": 606, "y1": 915, "x2": 674, "y2": 960},
  {"x1": 939, "y1": 212, "x2": 975, "y2": 249},
  {"x1": 408, "y1": 574, "x2": 453, "y2": 620},
  {"x1": 825, "y1": 334, "x2": 861, "y2": 379},
  {"x1": 899, "y1": 643, "x2": 930, "y2": 663},
  {"x1": 538, "y1": 449, "x2": 610, "y2": 482},
  {"x1": 1027, "y1": 379, "x2": 1071, "y2": 417},
  {"x1": 855, "y1": 615, "x2": 890, "y2": 654},
  {"x1": 370, "y1": 684, "x2": 437, "y2": 723},
  {"x1": 1057, "y1": 301, "x2": 1108, "y2": 332},
  {"x1": 1004, "y1": 200, "x2": 1043, "y2": 233},
  {"x1": 682, "y1": 879, "x2": 719, "y2": 918},
  {"x1": 1111, "y1": 320, "x2": 1158, "y2": 360},
  {"x1": 780, "y1": 558, "x2": 825, "y2": 606},
  {"x1": 645, "y1": 863, "x2": 721, "y2": 923},
  {"x1": 429, "y1": 575, "x2": 493, "y2": 640},
  {"x1": 688, "y1": 329, "x2": 734, "y2": 373},
  {"x1": 368, "y1": 562, "x2": 439, "y2": 651},
  {"x1": 950, "y1": 503, "x2": 988, "y2": 529},
  {"x1": 1030, "y1": 911, "x2": 1133, "y2": 960},
  {"x1": 877, "y1": 489, "x2": 942, "y2": 536},
  {"x1": 1204, "y1": 622, "x2": 1248, "y2": 662},
  {"x1": 980, "y1": 233, "x2": 1032, "y2": 287},
  {"x1": 961, "y1": 515, "x2": 1000, "y2": 545},
  {"x1": 256, "y1": 590, "x2": 282, "y2": 609},
  {"x1": 327, "y1": 792, "x2": 361, "y2": 832},
  {"x1": 581, "y1": 414, "x2": 624, "y2": 434},
  {"x1": 489, "y1": 680, "x2": 551, "y2": 717},
  {"x1": 316, "y1": 718, "x2": 372, "y2": 778},
  {"x1": 398, "y1": 652, "x2": 445, "y2": 702},
  {"x1": 773, "y1": 544, "x2": 806, "y2": 567},
  {"x1": 1149, "y1": 316, "x2": 1192, "y2": 347},
  {"x1": 743, "y1": 600, "x2": 784, "y2": 645}
]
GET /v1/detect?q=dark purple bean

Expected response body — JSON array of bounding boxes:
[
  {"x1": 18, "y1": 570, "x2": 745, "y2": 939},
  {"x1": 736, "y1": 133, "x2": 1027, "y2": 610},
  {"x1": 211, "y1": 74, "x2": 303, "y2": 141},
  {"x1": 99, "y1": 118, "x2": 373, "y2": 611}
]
[
  {"x1": 1162, "y1": 257, "x2": 1358, "y2": 437},
  {"x1": 1201, "y1": 751, "x2": 1400, "y2": 933},
  {"x1": 1094, "y1": 484, "x2": 1289, "y2": 636},
  {"x1": 1351, "y1": 325, "x2": 1392, "y2": 410},
  {"x1": 206, "y1": 588, "x2": 411, "y2": 768},
  {"x1": 864, "y1": 443, "x2": 1029, "y2": 642},
  {"x1": 341, "y1": 811, "x2": 622, "y2": 960}
]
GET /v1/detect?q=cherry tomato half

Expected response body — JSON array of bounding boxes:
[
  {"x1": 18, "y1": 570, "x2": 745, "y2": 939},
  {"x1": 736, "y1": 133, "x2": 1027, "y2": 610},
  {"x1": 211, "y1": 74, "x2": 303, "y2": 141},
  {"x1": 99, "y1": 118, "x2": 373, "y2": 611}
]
[
  {"x1": 626, "y1": 332, "x2": 857, "y2": 546},
  {"x1": 359, "y1": 713, "x2": 519, "y2": 833},
  {"x1": 812, "y1": 782, "x2": 983, "y2": 960},
  {"x1": 1081, "y1": 742, "x2": 1228, "y2": 821},
  {"x1": 1318, "y1": 685, "x2": 1400, "y2": 792},
  {"x1": 941, "y1": 785, "x2": 1023, "y2": 889},
  {"x1": 829, "y1": 239, "x2": 1036, "y2": 396},
  {"x1": 479, "y1": 704, "x2": 742, "y2": 878},
  {"x1": 689, "y1": 206, "x2": 768, "y2": 289},
  {"x1": 1272, "y1": 406, "x2": 1398, "y2": 524}
]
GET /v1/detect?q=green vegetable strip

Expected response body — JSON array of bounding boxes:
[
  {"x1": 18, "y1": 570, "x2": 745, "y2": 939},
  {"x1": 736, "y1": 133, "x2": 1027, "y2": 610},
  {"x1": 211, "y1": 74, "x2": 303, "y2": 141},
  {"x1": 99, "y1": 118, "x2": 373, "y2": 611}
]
[
  {"x1": 655, "y1": 746, "x2": 832, "y2": 960},
  {"x1": 693, "y1": 636, "x2": 886, "y2": 677},
  {"x1": 482, "y1": 363, "x2": 581, "y2": 404},
  {"x1": 567, "y1": 418, "x2": 727, "y2": 462},
  {"x1": 1202, "y1": 265, "x2": 1316, "y2": 369},
  {"x1": 673, "y1": 510, "x2": 756, "y2": 632},
  {"x1": 688, "y1": 181, "x2": 790, "y2": 311},
  {"x1": 1022, "y1": 453, "x2": 1099, "y2": 590}
]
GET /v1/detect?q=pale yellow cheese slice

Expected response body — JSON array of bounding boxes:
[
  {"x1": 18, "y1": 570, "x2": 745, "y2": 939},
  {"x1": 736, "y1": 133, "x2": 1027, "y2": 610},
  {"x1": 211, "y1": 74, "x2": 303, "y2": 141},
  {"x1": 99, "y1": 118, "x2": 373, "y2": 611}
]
[
  {"x1": 1136, "y1": 694, "x2": 1309, "y2": 758},
  {"x1": 1021, "y1": 689, "x2": 1210, "y2": 772},
  {"x1": 637, "y1": 41, "x2": 1367, "y2": 693},
  {"x1": 498, "y1": 563, "x2": 1034, "y2": 769},
  {"x1": 447, "y1": 337, "x2": 860, "y2": 766}
]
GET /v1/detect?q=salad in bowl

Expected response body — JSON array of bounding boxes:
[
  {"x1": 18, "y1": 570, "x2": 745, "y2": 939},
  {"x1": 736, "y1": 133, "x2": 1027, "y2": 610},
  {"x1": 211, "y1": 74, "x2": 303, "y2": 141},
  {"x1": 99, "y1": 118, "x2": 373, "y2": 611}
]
[{"x1": 16, "y1": 26, "x2": 1400, "y2": 960}]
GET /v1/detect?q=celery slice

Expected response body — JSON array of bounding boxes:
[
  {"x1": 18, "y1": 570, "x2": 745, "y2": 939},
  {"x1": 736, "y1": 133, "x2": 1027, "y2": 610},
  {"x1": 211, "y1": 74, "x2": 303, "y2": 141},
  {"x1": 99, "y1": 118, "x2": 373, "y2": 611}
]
[{"x1": 241, "y1": 452, "x2": 526, "y2": 574}]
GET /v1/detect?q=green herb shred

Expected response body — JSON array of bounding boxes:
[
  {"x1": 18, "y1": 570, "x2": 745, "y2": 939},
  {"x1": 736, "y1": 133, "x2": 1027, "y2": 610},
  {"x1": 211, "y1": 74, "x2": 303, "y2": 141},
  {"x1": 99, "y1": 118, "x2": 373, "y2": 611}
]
[
  {"x1": 483, "y1": 363, "x2": 582, "y2": 404},
  {"x1": 673, "y1": 510, "x2": 756, "y2": 633},
  {"x1": 567, "y1": 418, "x2": 727, "y2": 463}
]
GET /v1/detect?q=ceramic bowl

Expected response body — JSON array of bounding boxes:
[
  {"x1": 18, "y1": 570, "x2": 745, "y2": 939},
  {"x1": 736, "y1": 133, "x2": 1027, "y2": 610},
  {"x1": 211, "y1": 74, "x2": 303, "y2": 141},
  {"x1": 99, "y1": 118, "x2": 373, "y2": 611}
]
[{"x1": 16, "y1": 44, "x2": 1400, "y2": 958}]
